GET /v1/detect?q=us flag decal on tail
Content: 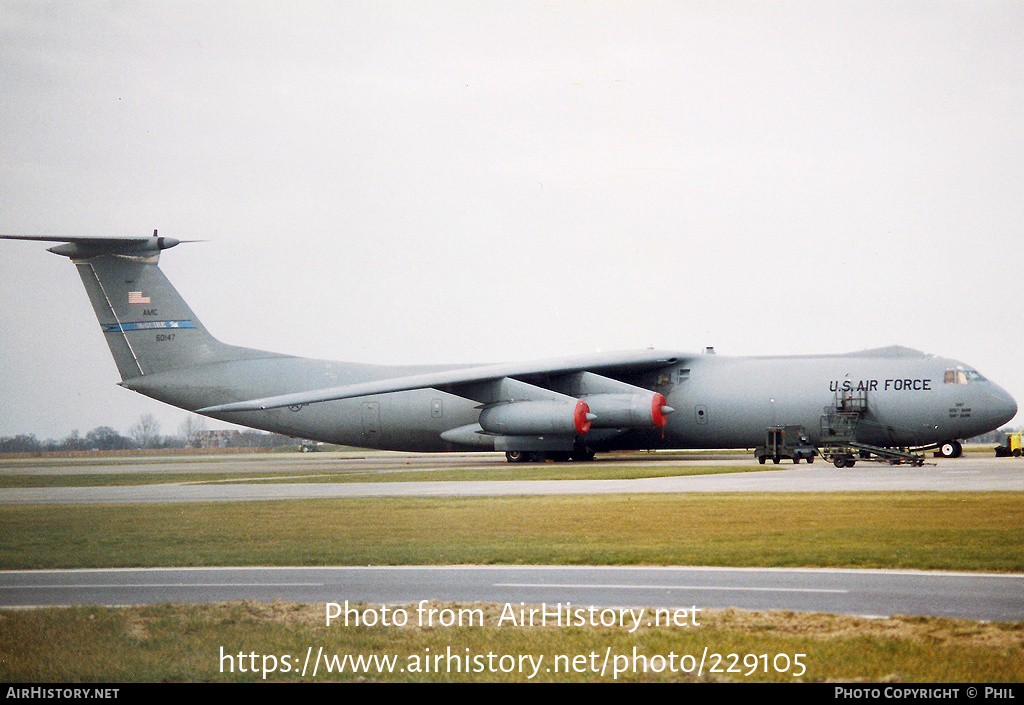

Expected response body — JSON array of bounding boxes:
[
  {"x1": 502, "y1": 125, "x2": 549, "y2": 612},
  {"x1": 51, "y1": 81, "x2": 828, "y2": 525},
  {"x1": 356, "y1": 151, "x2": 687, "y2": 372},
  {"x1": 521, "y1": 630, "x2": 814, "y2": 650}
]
[{"x1": 128, "y1": 291, "x2": 151, "y2": 304}]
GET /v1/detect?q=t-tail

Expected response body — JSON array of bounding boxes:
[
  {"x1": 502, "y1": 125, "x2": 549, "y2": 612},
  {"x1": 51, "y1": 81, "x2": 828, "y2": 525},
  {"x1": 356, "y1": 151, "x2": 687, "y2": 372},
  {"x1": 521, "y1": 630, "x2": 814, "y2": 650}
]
[{"x1": 0, "y1": 233, "x2": 259, "y2": 382}]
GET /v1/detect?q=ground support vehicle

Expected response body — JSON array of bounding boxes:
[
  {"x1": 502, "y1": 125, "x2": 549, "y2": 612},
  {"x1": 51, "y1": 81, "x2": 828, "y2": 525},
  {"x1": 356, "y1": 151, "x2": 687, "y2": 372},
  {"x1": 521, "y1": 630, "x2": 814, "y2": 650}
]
[
  {"x1": 994, "y1": 431, "x2": 1023, "y2": 457},
  {"x1": 754, "y1": 425, "x2": 818, "y2": 464}
]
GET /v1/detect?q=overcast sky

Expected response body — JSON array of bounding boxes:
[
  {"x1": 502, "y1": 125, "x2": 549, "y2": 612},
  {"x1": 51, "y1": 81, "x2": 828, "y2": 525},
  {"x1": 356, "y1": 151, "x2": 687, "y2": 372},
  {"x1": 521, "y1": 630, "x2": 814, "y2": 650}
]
[{"x1": 2, "y1": 1, "x2": 1022, "y2": 440}]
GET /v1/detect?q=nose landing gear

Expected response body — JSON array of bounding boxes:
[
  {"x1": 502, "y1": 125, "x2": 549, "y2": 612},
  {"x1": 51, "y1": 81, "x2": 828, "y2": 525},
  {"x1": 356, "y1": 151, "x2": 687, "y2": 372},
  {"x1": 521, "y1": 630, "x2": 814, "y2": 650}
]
[{"x1": 938, "y1": 441, "x2": 963, "y2": 458}]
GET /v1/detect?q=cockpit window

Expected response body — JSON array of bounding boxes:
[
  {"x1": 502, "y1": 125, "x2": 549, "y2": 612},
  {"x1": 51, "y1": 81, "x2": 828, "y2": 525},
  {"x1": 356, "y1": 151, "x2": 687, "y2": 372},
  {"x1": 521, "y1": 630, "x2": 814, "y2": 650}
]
[{"x1": 944, "y1": 368, "x2": 986, "y2": 384}]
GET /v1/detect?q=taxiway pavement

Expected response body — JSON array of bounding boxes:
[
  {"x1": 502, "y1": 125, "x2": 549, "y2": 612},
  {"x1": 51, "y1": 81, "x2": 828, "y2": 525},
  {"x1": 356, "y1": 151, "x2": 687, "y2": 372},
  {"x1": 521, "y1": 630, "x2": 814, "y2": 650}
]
[
  {"x1": 3, "y1": 565, "x2": 1023, "y2": 622},
  {"x1": 1, "y1": 454, "x2": 1022, "y2": 504}
]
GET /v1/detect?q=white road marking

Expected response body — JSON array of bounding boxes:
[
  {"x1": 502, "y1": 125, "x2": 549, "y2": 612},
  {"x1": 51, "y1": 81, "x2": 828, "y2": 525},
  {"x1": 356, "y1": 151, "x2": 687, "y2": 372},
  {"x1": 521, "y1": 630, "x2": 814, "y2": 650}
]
[{"x1": 493, "y1": 582, "x2": 848, "y2": 594}]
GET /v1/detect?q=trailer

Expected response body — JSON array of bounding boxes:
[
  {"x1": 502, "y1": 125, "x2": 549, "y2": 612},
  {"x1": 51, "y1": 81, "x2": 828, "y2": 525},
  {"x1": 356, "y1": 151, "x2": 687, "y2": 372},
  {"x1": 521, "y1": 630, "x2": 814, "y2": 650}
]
[
  {"x1": 818, "y1": 390, "x2": 927, "y2": 468},
  {"x1": 819, "y1": 441, "x2": 926, "y2": 468}
]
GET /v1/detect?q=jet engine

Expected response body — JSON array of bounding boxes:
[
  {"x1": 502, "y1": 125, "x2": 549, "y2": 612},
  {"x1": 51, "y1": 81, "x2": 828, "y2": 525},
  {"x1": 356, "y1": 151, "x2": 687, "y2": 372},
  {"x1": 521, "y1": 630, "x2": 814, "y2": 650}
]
[
  {"x1": 478, "y1": 399, "x2": 594, "y2": 436},
  {"x1": 583, "y1": 392, "x2": 673, "y2": 429}
]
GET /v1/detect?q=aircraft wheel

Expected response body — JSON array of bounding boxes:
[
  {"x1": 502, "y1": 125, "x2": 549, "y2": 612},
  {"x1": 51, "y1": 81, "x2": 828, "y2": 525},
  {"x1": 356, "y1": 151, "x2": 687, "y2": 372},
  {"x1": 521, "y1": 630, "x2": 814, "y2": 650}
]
[
  {"x1": 505, "y1": 451, "x2": 528, "y2": 463},
  {"x1": 757, "y1": 456, "x2": 766, "y2": 464},
  {"x1": 939, "y1": 441, "x2": 963, "y2": 458},
  {"x1": 772, "y1": 458, "x2": 780, "y2": 464}
]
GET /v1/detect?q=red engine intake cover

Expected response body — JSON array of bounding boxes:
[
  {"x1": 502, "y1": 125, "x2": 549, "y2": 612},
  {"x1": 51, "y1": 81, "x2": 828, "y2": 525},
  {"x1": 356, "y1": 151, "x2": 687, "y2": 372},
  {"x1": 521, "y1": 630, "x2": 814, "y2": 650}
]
[
  {"x1": 574, "y1": 400, "x2": 593, "y2": 434},
  {"x1": 651, "y1": 393, "x2": 669, "y2": 428}
]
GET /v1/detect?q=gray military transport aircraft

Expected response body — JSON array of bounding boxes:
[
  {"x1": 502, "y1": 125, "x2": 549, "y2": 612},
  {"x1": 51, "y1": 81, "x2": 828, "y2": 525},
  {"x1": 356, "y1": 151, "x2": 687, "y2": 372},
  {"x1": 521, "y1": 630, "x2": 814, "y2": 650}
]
[{"x1": 2, "y1": 233, "x2": 1017, "y2": 465}]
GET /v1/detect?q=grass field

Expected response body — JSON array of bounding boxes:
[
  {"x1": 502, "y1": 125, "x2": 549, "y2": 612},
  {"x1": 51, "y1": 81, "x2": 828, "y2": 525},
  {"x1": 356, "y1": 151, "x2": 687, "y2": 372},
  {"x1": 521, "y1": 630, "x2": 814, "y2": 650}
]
[
  {"x1": 2, "y1": 451, "x2": 1021, "y2": 683},
  {"x1": 2, "y1": 492, "x2": 1021, "y2": 571},
  {"x1": 2, "y1": 602, "x2": 1022, "y2": 682}
]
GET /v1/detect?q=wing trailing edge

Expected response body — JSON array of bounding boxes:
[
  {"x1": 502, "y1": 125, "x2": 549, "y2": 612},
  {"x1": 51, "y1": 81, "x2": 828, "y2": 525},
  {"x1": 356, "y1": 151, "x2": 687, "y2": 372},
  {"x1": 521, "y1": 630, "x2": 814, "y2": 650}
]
[{"x1": 197, "y1": 349, "x2": 683, "y2": 413}]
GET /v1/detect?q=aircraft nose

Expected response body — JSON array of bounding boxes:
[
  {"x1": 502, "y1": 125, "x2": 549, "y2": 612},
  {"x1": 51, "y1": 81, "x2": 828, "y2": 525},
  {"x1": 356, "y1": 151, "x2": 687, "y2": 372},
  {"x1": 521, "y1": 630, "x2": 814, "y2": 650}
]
[{"x1": 986, "y1": 385, "x2": 1018, "y2": 429}]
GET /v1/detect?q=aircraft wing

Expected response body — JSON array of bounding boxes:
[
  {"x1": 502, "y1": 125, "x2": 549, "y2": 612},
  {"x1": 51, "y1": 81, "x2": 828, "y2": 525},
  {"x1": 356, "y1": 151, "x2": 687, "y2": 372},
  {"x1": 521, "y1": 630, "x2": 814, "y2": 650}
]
[{"x1": 197, "y1": 349, "x2": 683, "y2": 413}]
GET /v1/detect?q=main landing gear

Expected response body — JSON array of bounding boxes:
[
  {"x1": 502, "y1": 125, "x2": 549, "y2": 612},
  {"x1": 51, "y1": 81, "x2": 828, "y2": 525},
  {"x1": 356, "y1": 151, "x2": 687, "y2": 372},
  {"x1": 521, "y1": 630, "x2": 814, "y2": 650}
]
[{"x1": 505, "y1": 446, "x2": 596, "y2": 463}]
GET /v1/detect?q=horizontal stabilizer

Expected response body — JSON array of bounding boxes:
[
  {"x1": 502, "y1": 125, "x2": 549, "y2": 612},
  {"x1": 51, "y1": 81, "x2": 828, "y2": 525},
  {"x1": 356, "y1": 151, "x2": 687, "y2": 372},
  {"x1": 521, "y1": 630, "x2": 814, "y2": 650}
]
[{"x1": 0, "y1": 233, "x2": 191, "y2": 259}]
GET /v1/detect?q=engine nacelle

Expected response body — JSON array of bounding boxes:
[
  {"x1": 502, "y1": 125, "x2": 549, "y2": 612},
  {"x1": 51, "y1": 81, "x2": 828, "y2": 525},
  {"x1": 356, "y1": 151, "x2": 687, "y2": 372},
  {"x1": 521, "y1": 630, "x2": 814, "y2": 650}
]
[
  {"x1": 584, "y1": 392, "x2": 673, "y2": 429},
  {"x1": 479, "y1": 399, "x2": 593, "y2": 436}
]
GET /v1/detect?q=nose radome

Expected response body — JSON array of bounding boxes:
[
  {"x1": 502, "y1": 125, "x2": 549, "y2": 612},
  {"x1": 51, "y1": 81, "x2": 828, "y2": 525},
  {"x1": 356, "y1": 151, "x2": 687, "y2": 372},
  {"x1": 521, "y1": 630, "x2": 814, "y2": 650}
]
[{"x1": 989, "y1": 386, "x2": 1018, "y2": 428}]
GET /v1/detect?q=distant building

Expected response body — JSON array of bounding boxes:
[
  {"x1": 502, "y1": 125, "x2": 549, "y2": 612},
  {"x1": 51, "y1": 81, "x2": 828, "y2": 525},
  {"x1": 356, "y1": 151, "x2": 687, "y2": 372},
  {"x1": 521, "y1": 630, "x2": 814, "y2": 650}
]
[{"x1": 191, "y1": 430, "x2": 242, "y2": 449}]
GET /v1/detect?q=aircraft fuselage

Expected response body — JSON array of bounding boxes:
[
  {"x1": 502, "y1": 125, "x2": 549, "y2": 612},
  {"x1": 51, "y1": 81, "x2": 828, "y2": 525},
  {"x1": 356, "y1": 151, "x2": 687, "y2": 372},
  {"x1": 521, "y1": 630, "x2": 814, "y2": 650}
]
[{"x1": 123, "y1": 346, "x2": 1016, "y2": 453}]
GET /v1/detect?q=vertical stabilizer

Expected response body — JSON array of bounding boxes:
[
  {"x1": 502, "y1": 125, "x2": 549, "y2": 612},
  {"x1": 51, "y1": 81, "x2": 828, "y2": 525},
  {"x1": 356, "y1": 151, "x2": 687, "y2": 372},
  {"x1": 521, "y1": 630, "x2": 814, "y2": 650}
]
[
  {"x1": 2, "y1": 234, "x2": 260, "y2": 380},
  {"x1": 73, "y1": 250, "x2": 229, "y2": 379}
]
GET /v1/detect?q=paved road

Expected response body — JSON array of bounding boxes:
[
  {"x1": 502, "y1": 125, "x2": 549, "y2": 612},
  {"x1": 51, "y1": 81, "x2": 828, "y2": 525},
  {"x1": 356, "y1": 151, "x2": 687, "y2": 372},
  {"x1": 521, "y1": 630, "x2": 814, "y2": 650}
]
[
  {"x1": 1, "y1": 454, "x2": 1022, "y2": 504},
  {"x1": 3, "y1": 565, "x2": 1023, "y2": 622}
]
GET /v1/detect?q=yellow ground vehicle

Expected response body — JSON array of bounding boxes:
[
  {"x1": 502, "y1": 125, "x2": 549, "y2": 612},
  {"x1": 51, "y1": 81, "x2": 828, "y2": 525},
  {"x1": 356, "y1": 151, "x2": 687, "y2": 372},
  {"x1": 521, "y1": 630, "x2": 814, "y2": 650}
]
[{"x1": 994, "y1": 431, "x2": 1023, "y2": 457}]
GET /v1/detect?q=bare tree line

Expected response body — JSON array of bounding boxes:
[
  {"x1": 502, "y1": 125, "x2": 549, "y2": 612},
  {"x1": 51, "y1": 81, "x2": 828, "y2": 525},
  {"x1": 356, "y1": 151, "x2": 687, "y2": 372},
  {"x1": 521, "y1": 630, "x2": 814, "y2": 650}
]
[{"x1": 0, "y1": 414, "x2": 296, "y2": 453}]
